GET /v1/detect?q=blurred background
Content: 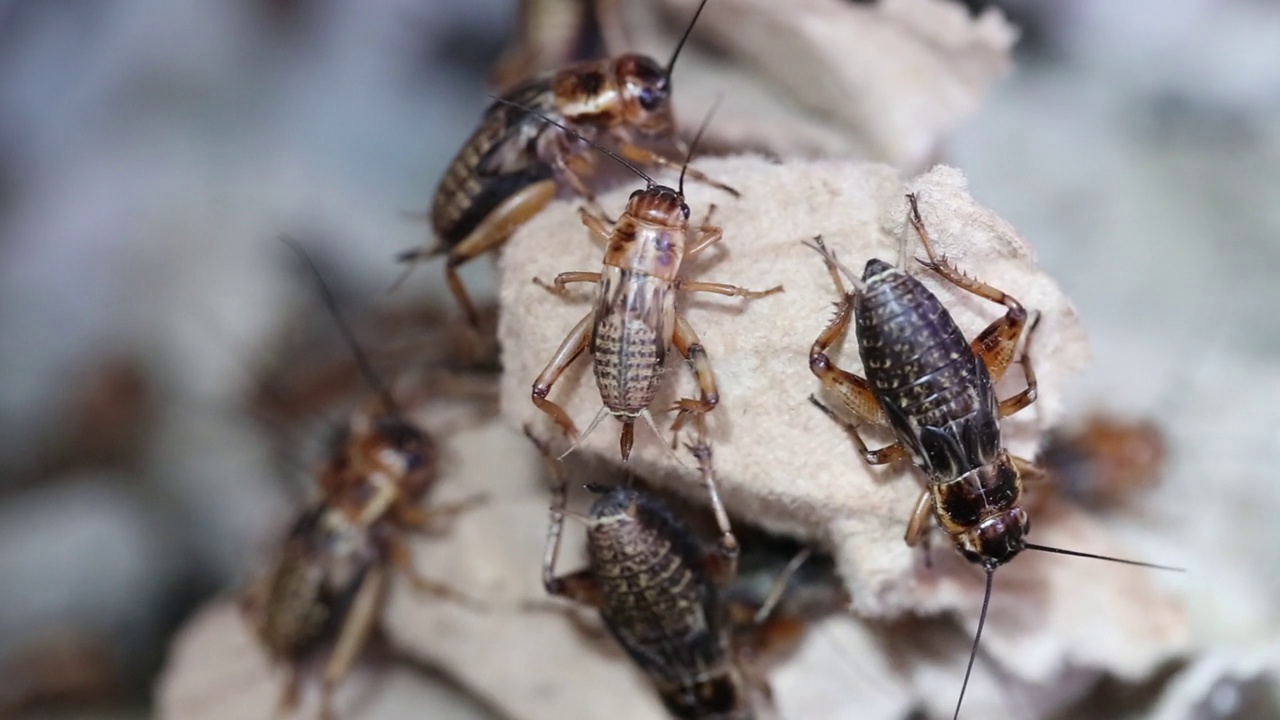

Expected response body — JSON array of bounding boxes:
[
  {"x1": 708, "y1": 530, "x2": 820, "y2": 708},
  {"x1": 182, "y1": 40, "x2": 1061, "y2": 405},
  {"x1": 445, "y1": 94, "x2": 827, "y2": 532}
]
[{"x1": 0, "y1": 0, "x2": 1278, "y2": 718}]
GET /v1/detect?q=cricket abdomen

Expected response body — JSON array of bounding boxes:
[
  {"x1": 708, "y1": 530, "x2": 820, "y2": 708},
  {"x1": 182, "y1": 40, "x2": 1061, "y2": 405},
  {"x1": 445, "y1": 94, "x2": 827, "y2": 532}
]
[
  {"x1": 255, "y1": 505, "x2": 379, "y2": 660},
  {"x1": 587, "y1": 489, "x2": 737, "y2": 711},
  {"x1": 855, "y1": 264, "x2": 1001, "y2": 477},
  {"x1": 590, "y1": 268, "x2": 675, "y2": 414}
]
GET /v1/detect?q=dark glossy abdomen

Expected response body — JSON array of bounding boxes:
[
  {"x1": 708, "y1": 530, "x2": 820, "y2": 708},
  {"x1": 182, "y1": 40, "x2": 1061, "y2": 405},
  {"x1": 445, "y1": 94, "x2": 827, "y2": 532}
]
[
  {"x1": 855, "y1": 265, "x2": 1001, "y2": 478},
  {"x1": 430, "y1": 80, "x2": 557, "y2": 247}
]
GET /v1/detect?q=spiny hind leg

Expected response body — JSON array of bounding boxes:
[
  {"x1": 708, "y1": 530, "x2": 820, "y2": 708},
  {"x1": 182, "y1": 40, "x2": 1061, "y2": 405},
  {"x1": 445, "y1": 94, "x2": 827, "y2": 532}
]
[
  {"x1": 526, "y1": 427, "x2": 607, "y2": 608},
  {"x1": 531, "y1": 312, "x2": 594, "y2": 440},
  {"x1": 613, "y1": 140, "x2": 741, "y2": 197},
  {"x1": 319, "y1": 566, "x2": 389, "y2": 720},
  {"x1": 996, "y1": 311, "x2": 1040, "y2": 417},
  {"x1": 808, "y1": 396, "x2": 906, "y2": 465},
  {"x1": 807, "y1": 298, "x2": 904, "y2": 466},
  {"x1": 687, "y1": 433, "x2": 739, "y2": 587},
  {"x1": 905, "y1": 193, "x2": 1039, "y2": 412},
  {"x1": 668, "y1": 314, "x2": 720, "y2": 440}
]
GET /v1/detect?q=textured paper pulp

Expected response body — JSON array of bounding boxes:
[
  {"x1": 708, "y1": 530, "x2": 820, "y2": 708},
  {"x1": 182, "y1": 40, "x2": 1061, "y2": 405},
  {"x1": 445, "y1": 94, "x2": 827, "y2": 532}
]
[{"x1": 496, "y1": 157, "x2": 1187, "y2": 713}]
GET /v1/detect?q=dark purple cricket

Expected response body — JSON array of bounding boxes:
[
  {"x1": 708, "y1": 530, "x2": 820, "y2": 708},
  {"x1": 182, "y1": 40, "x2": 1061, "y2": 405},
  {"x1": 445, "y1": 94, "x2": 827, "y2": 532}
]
[{"x1": 804, "y1": 193, "x2": 1182, "y2": 719}]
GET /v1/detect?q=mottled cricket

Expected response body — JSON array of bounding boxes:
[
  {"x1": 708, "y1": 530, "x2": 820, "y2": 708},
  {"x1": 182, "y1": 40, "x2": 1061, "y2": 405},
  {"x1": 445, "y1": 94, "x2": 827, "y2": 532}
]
[
  {"x1": 804, "y1": 194, "x2": 1183, "y2": 719},
  {"x1": 241, "y1": 237, "x2": 485, "y2": 720},
  {"x1": 399, "y1": 0, "x2": 737, "y2": 328},
  {"x1": 528, "y1": 423, "x2": 771, "y2": 719}
]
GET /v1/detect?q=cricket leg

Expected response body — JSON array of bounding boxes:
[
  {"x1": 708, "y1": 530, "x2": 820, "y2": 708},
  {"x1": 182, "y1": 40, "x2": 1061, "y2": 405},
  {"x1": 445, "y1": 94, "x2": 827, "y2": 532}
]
[
  {"x1": 679, "y1": 280, "x2": 784, "y2": 299},
  {"x1": 394, "y1": 180, "x2": 557, "y2": 327},
  {"x1": 668, "y1": 314, "x2": 720, "y2": 438},
  {"x1": 683, "y1": 206, "x2": 722, "y2": 257},
  {"x1": 528, "y1": 426, "x2": 606, "y2": 607},
  {"x1": 320, "y1": 566, "x2": 389, "y2": 720},
  {"x1": 904, "y1": 489, "x2": 935, "y2": 547},
  {"x1": 905, "y1": 193, "x2": 1040, "y2": 415},
  {"x1": 533, "y1": 271, "x2": 601, "y2": 298},
  {"x1": 531, "y1": 312, "x2": 594, "y2": 440},
  {"x1": 615, "y1": 140, "x2": 740, "y2": 197},
  {"x1": 688, "y1": 434, "x2": 739, "y2": 587}
]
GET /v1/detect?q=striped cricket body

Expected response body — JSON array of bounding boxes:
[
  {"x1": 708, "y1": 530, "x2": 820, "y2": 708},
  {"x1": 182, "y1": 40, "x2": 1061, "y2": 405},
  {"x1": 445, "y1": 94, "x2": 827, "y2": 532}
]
[
  {"x1": 398, "y1": 0, "x2": 738, "y2": 329},
  {"x1": 242, "y1": 239, "x2": 484, "y2": 720},
  {"x1": 853, "y1": 256, "x2": 1029, "y2": 566},
  {"x1": 530, "y1": 428, "x2": 765, "y2": 719}
]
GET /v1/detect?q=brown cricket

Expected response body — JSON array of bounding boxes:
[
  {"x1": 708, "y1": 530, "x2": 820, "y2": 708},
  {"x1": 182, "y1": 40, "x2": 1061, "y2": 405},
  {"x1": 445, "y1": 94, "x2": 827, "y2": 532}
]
[
  {"x1": 804, "y1": 194, "x2": 1181, "y2": 719},
  {"x1": 1036, "y1": 413, "x2": 1166, "y2": 510},
  {"x1": 508, "y1": 102, "x2": 781, "y2": 461},
  {"x1": 399, "y1": 0, "x2": 738, "y2": 328},
  {"x1": 240, "y1": 238, "x2": 484, "y2": 720},
  {"x1": 528, "y1": 424, "x2": 769, "y2": 719}
]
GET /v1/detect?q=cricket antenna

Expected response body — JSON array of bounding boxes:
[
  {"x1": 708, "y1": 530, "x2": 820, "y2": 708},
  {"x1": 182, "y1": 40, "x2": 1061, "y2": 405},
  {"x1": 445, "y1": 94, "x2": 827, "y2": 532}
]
[
  {"x1": 955, "y1": 567, "x2": 995, "y2": 720},
  {"x1": 487, "y1": 96, "x2": 655, "y2": 187},
  {"x1": 679, "y1": 95, "x2": 721, "y2": 196},
  {"x1": 667, "y1": 0, "x2": 710, "y2": 76},
  {"x1": 802, "y1": 235, "x2": 866, "y2": 294},
  {"x1": 276, "y1": 235, "x2": 398, "y2": 415},
  {"x1": 1023, "y1": 543, "x2": 1186, "y2": 572}
]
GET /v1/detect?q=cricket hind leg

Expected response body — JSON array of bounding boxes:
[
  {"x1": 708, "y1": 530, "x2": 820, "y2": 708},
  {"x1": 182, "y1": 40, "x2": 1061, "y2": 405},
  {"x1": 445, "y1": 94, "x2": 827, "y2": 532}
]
[
  {"x1": 525, "y1": 427, "x2": 607, "y2": 608},
  {"x1": 318, "y1": 565, "x2": 390, "y2": 720},
  {"x1": 904, "y1": 193, "x2": 1039, "y2": 416},
  {"x1": 531, "y1": 312, "x2": 594, "y2": 440},
  {"x1": 668, "y1": 314, "x2": 720, "y2": 440},
  {"x1": 394, "y1": 180, "x2": 558, "y2": 327}
]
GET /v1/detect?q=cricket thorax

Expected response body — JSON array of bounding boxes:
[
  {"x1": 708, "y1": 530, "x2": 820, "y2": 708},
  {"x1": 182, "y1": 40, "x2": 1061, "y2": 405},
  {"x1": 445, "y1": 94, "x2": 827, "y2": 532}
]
[{"x1": 550, "y1": 53, "x2": 675, "y2": 135}]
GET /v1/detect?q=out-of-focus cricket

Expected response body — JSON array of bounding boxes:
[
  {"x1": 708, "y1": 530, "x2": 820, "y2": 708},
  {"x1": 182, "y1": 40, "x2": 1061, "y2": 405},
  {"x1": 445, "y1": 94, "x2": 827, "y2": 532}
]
[
  {"x1": 398, "y1": 0, "x2": 739, "y2": 329},
  {"x1": 1036, "y1": 414, "x2": 1166, "y2": 510},
  {"x1": 490, "y1": 0, "x2": 629, "y2": 93},
  {"x1": 239, "y1": 237, "x2": 486, "y2": 720}
]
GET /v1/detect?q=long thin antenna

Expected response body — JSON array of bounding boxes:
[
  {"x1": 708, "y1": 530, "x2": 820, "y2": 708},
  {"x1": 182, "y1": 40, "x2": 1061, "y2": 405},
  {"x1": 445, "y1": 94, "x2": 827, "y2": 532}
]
[
  {"x1": 1023, "y1": 543, "x2": 1185, "y2": 572},
  {"x1": 955, "y1": 567, "x2": 994, "y2": 720},
  {"x1": 276, "y1": 236, "x2": 397, "y2": 414},
  {"x1": 487, "y1": 96, "x2": 655, "y2": 187},
  {"x1": 802, "y1": 236, "x2": 866, "y2": 294},
  {"x1": 679, "y1": 95, "x2": 721, "y2": 196},
  {"x1": 667, "y1": 0, "x2": 710, "y2": 75}
]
